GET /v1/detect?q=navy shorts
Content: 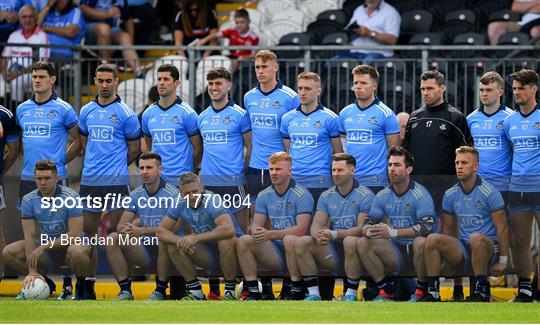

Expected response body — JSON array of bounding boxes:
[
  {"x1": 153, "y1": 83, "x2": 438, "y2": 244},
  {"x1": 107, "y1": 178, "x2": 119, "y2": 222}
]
[
  {"x1": 390, "y1": 241, "x2": 415, "y2": 275},
  {"x1": 456, "y1": 238, "x2": 499, "y2": 271},
  {"x1": 79, "y1": 184, "x2": 130, "y2": 213},
  {"x1": 246, "y1": 167, "x2": 271, "y2": 203},
  {"x1": 508, "y1": 191, "x2": 540, "y2": 214}
]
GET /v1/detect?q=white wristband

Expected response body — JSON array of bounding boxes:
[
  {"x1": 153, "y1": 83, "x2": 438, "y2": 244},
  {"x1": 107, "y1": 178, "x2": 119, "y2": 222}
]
[
  {"x1": 499, "y1": 255, "x2": 508, "y2": 265},
  {"x1": 388, "y1": 227, "x2": 398, "y2": 238},
  {"x1": 329, "y1": 230, "x2": 338, "y2": 241}
]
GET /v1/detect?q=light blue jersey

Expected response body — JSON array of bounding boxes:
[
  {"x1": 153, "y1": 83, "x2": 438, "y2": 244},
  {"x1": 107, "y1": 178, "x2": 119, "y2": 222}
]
[
  {"x1": 317, "y1": 181, "x2": 374, "y2": 230},
  {"x1": 280, "y1": 104, "x2": 340, "y2": 188},
  {"x1": 442, "y1": 177, "x2": 505, "y2": 242},
  {"x1": 244, "y1": 81, "x2": 300, "y2": 169},
  {"x1": 142, "y1": 98, "x2": 199, "y2": 184},
  {"x1": 0, "y1": 0, "x2": 23, "y2": 33},
  {"x1": 126, "y1": 179, "x2": 179, "y2": 232},
  {"x1": 338, "y1": 99, "x2": 400, "y2": 187},
  {"x1": 255, "y1": 180, "x2": 314, "y2": 231},
  {"x1": 79, "y1": 96, "x2": 141, "y2": 186},
  {"x1": 165, "y1": 190, "x2": 243, "y2": 236},
  {"x1": 16, "y1": 92, "x2": 78, "y2": 180},
  {"x1": 197, "y1": 100, "x2": 251, "y2": 186},
  {"x1": 21, "y1": 185, "x2": 82, "y2": 239},
  {"x1": 467, "y1": 105, "x2": 513, "y2": 191},
  {"x1": 503, "y1": 106, "x2": 540, "y2": 192},
  {"x1": 369, "y1": 181, "x2": 436, "y2": 245},
  {"x1": 42, "y1": 7, "x2": 85, "y2": 58}
]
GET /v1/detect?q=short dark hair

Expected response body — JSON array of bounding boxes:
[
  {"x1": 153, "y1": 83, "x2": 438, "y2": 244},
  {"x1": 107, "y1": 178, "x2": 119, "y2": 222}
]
[
  {"x1": 139, "y1": 151, "x2": 162, "y2": 165},
  {"x1": 352, "y1": 64, "x2": 379, "y2": 83},
  {"x1": 234, "y1": 8, "x2": 250, "y2": 20},
  {"x1": 148, "y1": 85, "x2": 159, "y2": 103},
  {"x1": 31, "y1": 61, "x2": 56, "y2": 78},
  {"x1": 157, "y1": 64, "x2": 180, "y2": 81},
  {"x1": 207, "y1": 66, "x2": 231, "y2": 81},
  {"x1": 35, "y1": 160, "x2": 57, "y2": 173},
  {"x1": 332, "y1": 153, "x2": 356, "y2": 167},
  {"x1": 510, "y1": 69, "x2": 539, "y2": 86},
  {"x1": 421, "y1": 70, "x2": 446, "y2": 86},
  {"x1": 95, "y1": 63, "x2": 118, "y2": 78},
  {"x1": 387, "y1": 146, "x2": 414, "y2": 167}
]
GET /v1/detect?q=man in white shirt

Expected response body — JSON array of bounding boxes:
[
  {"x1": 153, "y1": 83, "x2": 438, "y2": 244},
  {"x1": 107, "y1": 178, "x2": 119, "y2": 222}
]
[
  {"x1": 487, "y1": 0, "x2": 540, "y2": 45},
  {"x1": 1, "y1": 4, "x2": 49, "y2": 103}
]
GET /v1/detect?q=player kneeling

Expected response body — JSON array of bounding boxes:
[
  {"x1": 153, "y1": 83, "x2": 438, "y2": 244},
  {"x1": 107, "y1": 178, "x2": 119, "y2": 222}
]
[
  {"x1": 295, "y1": 153, "x2": 374, "y2": 301},
  {"x1": 157, "y1": 172, "x2": 242, "y2": 300},
  {"x1": 2, "y1": 160, "x2": 91, "y2": 300},
  {"x1": 105, "y1": 152, "x2": 178, "y2": 300},
  {"x1": 423, "y1": 146, "x2": 509, "y2": 302},
  {"x1": 355, "y1": 147, "x2": 436, "y2": 302}
]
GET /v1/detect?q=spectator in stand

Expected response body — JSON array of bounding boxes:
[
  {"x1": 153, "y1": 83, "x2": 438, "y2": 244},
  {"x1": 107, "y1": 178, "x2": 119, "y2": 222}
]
[
  {"x1": 38, "y1": 0, "x2": 85, "y2": 59},
  {"x1": 488, "y1": 0, "x2": 540, "y2": 45},
  {"x1": 174, "y1": 0, "x2": 218, "y2": 58},
  {"x1": 0, "y1": 0, "x2": 23, "y2": 45},
  {"x1": 79, "y1": 0, "x2": 140, "y2": 72},
  {"x1": 196, "y1": 9, "x2": 259, "y2": 71},
  {"x1": 338, "y1": 0, "x2": 400, "y2": 65},
  {"x1": 1, "y1": 5, "x2": 50, "y2": 103},
  {"x1": 123, "y1": 0, "x2": 157, "y2": 45}
]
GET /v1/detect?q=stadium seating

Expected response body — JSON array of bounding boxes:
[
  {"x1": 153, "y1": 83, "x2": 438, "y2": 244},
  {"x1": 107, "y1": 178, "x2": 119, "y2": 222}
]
[
  {"x1": 144, "y1": 55, "x2": 189, "y2": 85},
  {"x1": 440, "y1": 9, "x2": 477, "y2": 44},
  {"x1": 297, "y1": 0, "x2": 339, "y2": 25},
  {"x1": 306, "y1": 19, "x2": 345, "y2": 45},
  {"x1": 488, "y1": 9, "x2": 521, "y2": 24},
  {"x1": 117, "y1": 78, "x2": 153, "y2": 115},
  {"x1": 317, "y1": 32, "x2": 349, "y2": 59},
  {"x1": 194, "y1": 55, "x2": 232, "y2": 96},
  {"x1": 399, "y1": 9, "x2": 434, "y2": 44},
  {"x1": 264, "y1": 20, "x2": 304, "y2": 45},
  {"x1": 276, "y1": 32, "x2": 312, "y2": 60},
  {"x1": 316, "y1": 10, "x2": 348, "y2": 27}
]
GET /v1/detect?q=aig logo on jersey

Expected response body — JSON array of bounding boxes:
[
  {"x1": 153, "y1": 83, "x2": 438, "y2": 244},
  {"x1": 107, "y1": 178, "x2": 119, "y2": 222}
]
[
  {"x1": 151, "y1": 129, "x2": 176, "y2": 145},
  {"x1": 39, "y1": 220, "x2": 66, "y2": 237},
  {"x1": 474, "y1": 135, "x2": 501, "y2": 149},
  {"x1": 23, "y1": 122, "x2": 51, "y2": 138},
  {"x1": 513, "y1": 136, "x2": 539, "y2": 151},
  {"x1": 290, "y1": 133, "x2": 318, "y2": 148},
  {"x1": 89, "y1": 125, "x2": 114, "y2": 142},
  {"x1": 252, "y1": 113, "x2": 278, "y2": 129},
  {"x1": 346, "y1": 129, "x2": 372, "y2": 145},
  {"x1": 333, "y1": 215, "x2": 356, "y2": 229},
  {"x1": 461, "y1": 214, "x2": 484, "y2": 228},
  {"x1": 202, "y1": 130, "x2": 228, "y2": 145}
]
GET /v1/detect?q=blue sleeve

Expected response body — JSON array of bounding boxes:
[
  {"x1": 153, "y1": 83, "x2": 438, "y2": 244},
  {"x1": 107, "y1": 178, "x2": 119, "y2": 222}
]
[
  {"x1": 368, "y1": 194, "x2": 385, "y2": 222},
  {"x1": 20, "y1": 198, "x2": 34, "y2": 219},
  {"x1": 503, "y1": 116, "x2": 511, "y2": 140},
  {"x1": 207, "y1": 194, "x2": 229, "y2": 219},
  {"x1": 239, "y1": 111, "x2": 251, "y2": 134},
  {"x1": 255, "y1": 192, "x2": 268, "y2": 215},
  {"x1": 338, "y1": 112, "x2": 346, "y2": 134},
  {"x1": 78, "y1": 109, "x2": 88, "y2": 136},
  {"x1": 316, "y1": 193, "x2": 329, "y2": 214},
  {"x1": 327, "y1": 114, "x2": 340, "y2": 138},
  {"x1": 124, "y1": 114, "x2": 142, "y2": 140},
  {"x1": 67, "y1": 205, "x2": 83, "y2": 218},
  {"x1": 416, "y1": 189, "x2": 436, "y2": 219},
  {"x1": 64, "y1": 107, "x2": 79, "y2": 129},
  {"x1": 1, "y1": 111, "x2": 18, "y2": 142},
  {"x1": 384, "y1": 112, "x2": 400, "y2": 135},
  {"x1": 280, "y1": 114, "x2": 290, "y2": 139},
  {"x1": 297, "y1": 190, "x2": 314, "y2": 215},
  {"x1": 166, "y1": 204, "x2": 181, "y2": 221},
  {"x1": 184, "y1": 111, "x2": 199, "y2": 137},
  {"x1": 141, "y1": 111, "x2": 150, "y2": 137},
  {"x1": 442, "y1": 192, "x2": 454, "y2": 215},
  {"x1": 359, "y1": 190, "x2": 375, "y2": 214},
  {"x1": 487, "y1": 188, "x2": 505, "y2": 212}
]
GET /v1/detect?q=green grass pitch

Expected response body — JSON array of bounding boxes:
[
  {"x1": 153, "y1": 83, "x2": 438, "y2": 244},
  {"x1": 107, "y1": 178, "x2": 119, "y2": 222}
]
[{"x1": 0, "y1": 300, "x2": 538, "y2": 323}]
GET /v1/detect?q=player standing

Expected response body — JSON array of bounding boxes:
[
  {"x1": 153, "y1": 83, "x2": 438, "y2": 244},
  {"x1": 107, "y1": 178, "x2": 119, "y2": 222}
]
[{"x1": 78, "y1": 63, "x2": 141, "y2": 299}]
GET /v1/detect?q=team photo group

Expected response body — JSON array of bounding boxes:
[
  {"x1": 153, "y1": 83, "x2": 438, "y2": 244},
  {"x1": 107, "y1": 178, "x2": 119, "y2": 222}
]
[{"x1": 0, "y1": 48, "x2": 538, "y2": 304}]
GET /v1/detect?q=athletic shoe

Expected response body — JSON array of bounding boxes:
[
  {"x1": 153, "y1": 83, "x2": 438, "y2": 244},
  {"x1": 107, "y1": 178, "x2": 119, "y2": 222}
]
[
  {"x1": 181, "y1": 292, "x2": 206, "y2": 301},
  {"x1": 207, "y1": 291, "x2": 222, "y2": 301},
  {"x1": 372, "y1": 289, "x2": 395, "y2": 302},
  {"x1": 361, "y1": 286, "x2": 379, "y2": 301},
  {"x1": 15, "y1": 292, "x2": 25, "y2": 300},
  {"x1": 343, "y1": 294, "x2": 358, "y2": 301},
  {"x1": 508, "y1": 292, "x2": 534, "y2": 303},
  {"x1": 147, "y1": 290, "x2": 165, "y2": 301},
  {"x1": 304, "y1": 294, "x2": 321, "y2": 301},
  {"x1": 239, "y1": 290, "x2": 250, "y2": 301},
  {"x1": 73, "y1": 283, "x2": 86, "y2": 300},
  {"x1": 468, "y1": 292, "x2": 490, "y2": 302},
  {"x1": 244, "y1": 292, "x2": 262, "y2": 301},
  {"x1": 116, "y1": 290, "x2": 134, "y2": 300},
  {"x1": 223, "y1": 292, "x2": 236, "y2": 301},
  {"x1": 408, "y1": 289, "x2": 425, "y2": 302},
  {"x1": 418, "y1": 292, "x2": 441, "y2": 302},
  {"x1": 57, "y1": 286, "x2": 73, "y2": 300}
]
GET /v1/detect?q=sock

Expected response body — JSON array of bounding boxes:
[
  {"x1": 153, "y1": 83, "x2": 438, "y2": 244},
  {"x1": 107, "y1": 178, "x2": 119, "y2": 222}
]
[
  {"x1": 245, "y1": 280, "x2": 260, "y2": 293},
  {"x1": 518, "y1": 278, "x2": 533, "y2": 297},
  {"x1": 76, "y1": 276, "x2": 85, "y2": 286},
  {"x1": 474, "y1": 275, "x2": 489, "y2": 296},
  {"x1": 118, "y1": 278, "x2": 131, "y2": 293},
  {"x1": 303, "y1": 276, "x2": 319, "y2": 297},
  {"x1": 416, "y1": 281, "x2": 428, "y2": 292},
  {"x1": 345, "y1": 277, "x2": 360, "y2": 296},
  {"x1": 224, "y1": 280, "x2": 236, "y2": 296},
  {"x1": 260, "y1": 277, "x2": 273, "y2": 295},
  {"x1": 454, "y1": 284, "x2": 464, "y2": 294},
  {"x1": 85, "y1": 277, "x2": 96, "y2": 293},
  {"x1": 428, "y1": 276, "x2": 440, "y2": 299},
  {"x1": 63, "y1": 275, "x2": 72, "y2": 290},
  {"x1": 281, "y1": 278, "x2": 292, "y2": 296},
  {"x1": 155, "y1": 278, "x2": 168, "y2": 296},
  {"x1": 209, "y1": 277, "x2": 220, "y2": 295},
  {"x1": 291, "y1": 280, "x2": 303, "y2": 295},
  {"x1": 186, "y1": 279, "x2": 204, "y2": 298}
]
